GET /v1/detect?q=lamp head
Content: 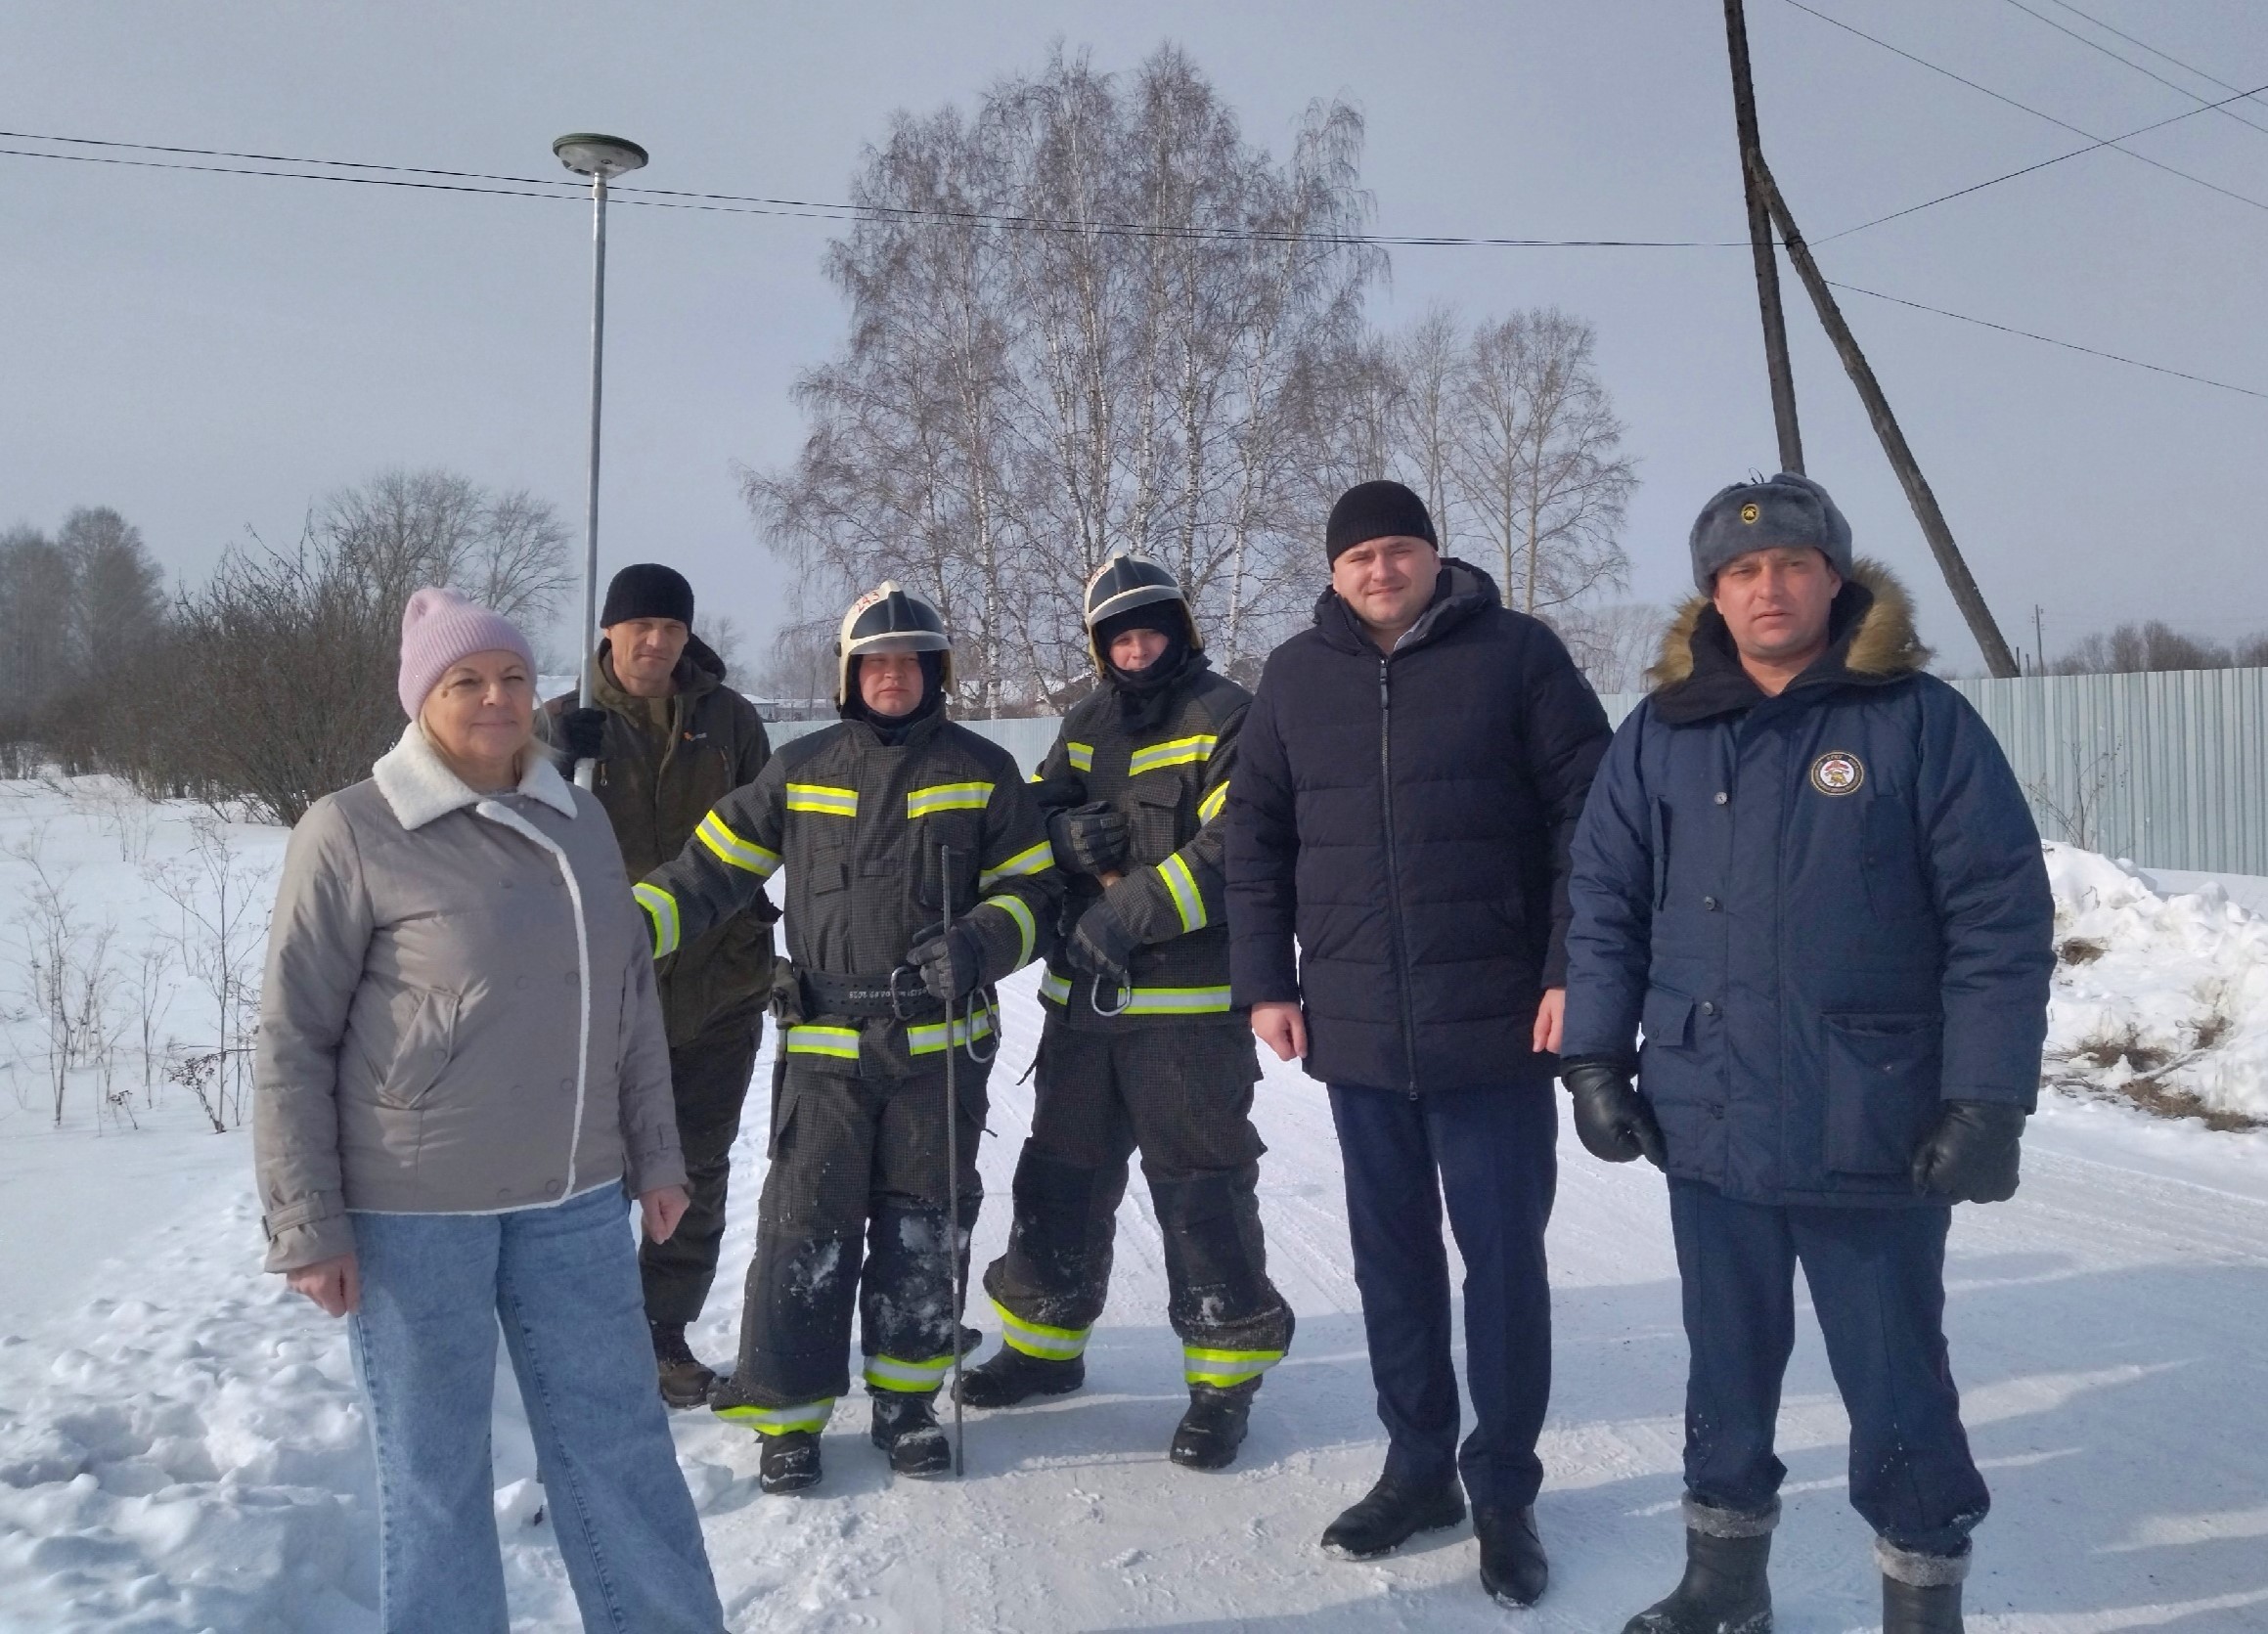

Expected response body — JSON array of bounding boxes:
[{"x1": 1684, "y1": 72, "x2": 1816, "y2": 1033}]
[{"x1": 552, "y1": 133, "x2": 648, "y2": 179}]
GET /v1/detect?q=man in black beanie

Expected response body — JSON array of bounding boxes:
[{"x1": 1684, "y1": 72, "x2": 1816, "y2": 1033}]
[
  {"x1": 542, "y1": 563, "x2": 775, "y2": 1407},
  {"x1": 1226, "y1": 480, "x2": 1611, "y2": 1607}
]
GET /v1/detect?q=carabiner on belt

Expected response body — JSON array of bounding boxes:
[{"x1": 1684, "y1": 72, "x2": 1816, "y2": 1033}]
[
  {"x1": 1090, "y1": 973, "x2": 1133, "y2": 1018},
  {"x1": 888, "y1": 963, "x2": 930, "y2": 1021}
]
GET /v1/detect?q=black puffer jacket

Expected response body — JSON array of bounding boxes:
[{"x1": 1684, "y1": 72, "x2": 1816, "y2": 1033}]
[{"x1": 1226, "y1": 560, "x2": 1611, "y2": 1092}]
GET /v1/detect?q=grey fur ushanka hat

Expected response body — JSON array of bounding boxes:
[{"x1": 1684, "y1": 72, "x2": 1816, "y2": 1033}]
[{"x1": 1688, "y1": 471, "x2": 1853, "y2": 592}]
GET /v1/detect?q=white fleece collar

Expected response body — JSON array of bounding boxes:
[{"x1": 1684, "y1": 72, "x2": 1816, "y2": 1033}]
[{"x1": 372, "y1": 722, "x2": 578, "y2": 830}]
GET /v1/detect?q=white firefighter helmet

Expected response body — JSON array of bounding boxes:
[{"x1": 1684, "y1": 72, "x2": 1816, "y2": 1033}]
[
  {"x1": 835, "y1": 581, "x2": 953, "y2": 706},
  {"x1": 1081, "y1": 553, "x2": 1200, "y2": 675}
]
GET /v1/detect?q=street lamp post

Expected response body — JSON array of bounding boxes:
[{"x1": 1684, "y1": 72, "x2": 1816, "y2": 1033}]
[{"x1": 551, "y1": 132, "x2": 649, "y2": 788}]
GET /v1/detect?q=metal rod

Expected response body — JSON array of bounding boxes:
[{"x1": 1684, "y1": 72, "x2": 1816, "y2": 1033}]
[
  {"x1": 939, "y1": 842, "x2": 966, "y2": 1477},
  {"x1": 573, "y1": 169, "x2": 609, "y2": 788},
  {"x1": 1724, "y1": 0, "x2": 1804, "y2": 473},
  {"x1": 1750, "y1": 154, "x2": 2023, "y2": 678}
]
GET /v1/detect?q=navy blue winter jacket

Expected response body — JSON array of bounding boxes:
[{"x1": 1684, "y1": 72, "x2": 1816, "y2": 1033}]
[
  {"x1": 1560, "y1": 564, "x2": 2054, "y2": 1206},
  {"x1": 1227, "y1": 560, "x2": 1611, "y2": 1092}
]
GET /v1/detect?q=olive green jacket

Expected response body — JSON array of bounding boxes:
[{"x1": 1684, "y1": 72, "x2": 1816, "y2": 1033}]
[{"x1": 541, "y1": 635, "x2": 774, "y2": 1046}]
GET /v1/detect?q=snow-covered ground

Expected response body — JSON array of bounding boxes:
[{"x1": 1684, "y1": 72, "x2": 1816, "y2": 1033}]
[{"x1": 2, "y1": 782, "x2": 2266, "y2": 1631}]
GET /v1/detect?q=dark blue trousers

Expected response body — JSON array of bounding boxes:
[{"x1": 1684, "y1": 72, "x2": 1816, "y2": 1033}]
[
  {"x1": 1327, "y1": 1080, "x2": 1558, "y2": 1510},
  {"x1": 1669, "y1": 1178, "x2": 1989, "y2": 1554}
]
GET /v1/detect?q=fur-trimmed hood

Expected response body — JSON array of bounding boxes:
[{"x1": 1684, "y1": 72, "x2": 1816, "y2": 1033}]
[{"x1": 1647, "y1": 557, "x2": 1931, "y2": 720}]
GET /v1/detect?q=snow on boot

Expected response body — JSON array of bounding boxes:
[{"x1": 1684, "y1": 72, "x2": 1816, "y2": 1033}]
[
  {"x1": 1321, "y1": 1473, "x2": 1466, "y2": 1559},
  {"x1": 953, "y1": 1346, "x2": 1085, "y2": 1409},
  {"x1": 870, "y1": 1391, "x2": 953, "y2": 1478},
  {"x1": 1170, "y1": 1382, "x2": 1256, "y2": 1471},
  {"x1": 1623, "y1": 1500, "x2": 1777, "y2": 1634},
  {"x1": 1878, "y1": 1539, "x2": 1969, "y2": 1634},
  {"x1": 1475, "y1": 1505, "x2": 1549, "y2": 1608},
  {"x1": 758, "y1": 1430, "x2": 822, "y2": 1495},
  {"x1": 648, "y1": 1321, "x2": 718, "y2": 1410}
]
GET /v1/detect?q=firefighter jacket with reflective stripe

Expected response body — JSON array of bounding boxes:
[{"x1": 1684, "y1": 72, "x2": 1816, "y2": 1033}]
[
  {"x1": 1032, "y1": 664, "x2": 1248, "y2": 1027},
  {"x1": 637, "y1": 712, "x2": 1061, "y2": 1078}
]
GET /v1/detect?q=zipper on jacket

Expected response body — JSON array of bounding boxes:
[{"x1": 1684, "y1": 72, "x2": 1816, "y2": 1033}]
[{"x1": 1378, "y1": 657, "x2": 1422, "y2": 1091}]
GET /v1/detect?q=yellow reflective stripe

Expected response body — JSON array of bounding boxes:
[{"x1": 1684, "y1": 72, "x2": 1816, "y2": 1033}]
[
  {"x1": 992, "y1": 1298, "x2": 1090, "y2": 1360},
  {"x1": 1129, "y1": 733, "x2": 1218, "y2": 775},
  {"x1": 1158, "y1": 854, "x2": 1207, "y2": 934},
  {"x1": 696, "y1": 811, "x2": 780, "y2": 876},
  {"x1": 784, "y1": 1025, "x2": 862, "y2": 1060},
  {"x1": 863, "y1": 1352, "x2": 955, "y2": 1391},
  {"x1": 1198, "y1": 779, "x2": 1229, "y2": 823},
  {"x1": 907, "y1": 780, "x2": 994, "y2": 817},
  {"x1": 978, "y1": 840, "x2": 1053, "y2": 889},
  {"x1": 631, "y1": 883, "x2": 680, "y2": 956},
  {"x1": 1122, "y1": 985, "x2": 1233, "y2": 1016},
  {"x1": 714, "y1": 1397, "x2": 835, "y2": 1435},
  {"x1": 1182, "y1": 1346, "x2": 1285, "y2": 1388},
  {"x1": 1040, "y1": 970, "x2": 1072, "y2": 1005},
  {"x1": 1066, "y1": 742, "x2": 1094, "y2": 773},
  {"x1": 906, "y1": 1010, "x2": 996, "y2": 1056},
  {"x1": 980, "y1": 893, "x2": 1037, "y2": 967},
  {"x1": 784, "y1": 782, "x2": 859, "y2": 817}
]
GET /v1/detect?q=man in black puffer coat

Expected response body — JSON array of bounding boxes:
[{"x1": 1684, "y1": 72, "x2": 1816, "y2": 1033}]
[{"x1": 1225, "y1": 480, "x2": 1611, "y2": 1609}]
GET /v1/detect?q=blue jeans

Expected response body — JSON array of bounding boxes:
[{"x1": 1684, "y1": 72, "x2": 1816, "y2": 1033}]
[
  {"x1": 1327, "y1": 1079, "x2": 1559, "y2": 1510},
  {"x1": 348, "y1": 1184, "x2": 723, "y2": 1634},
  {"x1": 1668, "y1": 1177, "x2": 1988, "y2": 1554}
]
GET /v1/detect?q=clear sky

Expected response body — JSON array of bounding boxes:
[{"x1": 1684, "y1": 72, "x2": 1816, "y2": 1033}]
[{"x1": 4, "y1": 0, "x2": 2264, "y2": 672}]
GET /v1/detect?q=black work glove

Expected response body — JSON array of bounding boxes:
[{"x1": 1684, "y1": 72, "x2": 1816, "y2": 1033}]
[
  {"x1": 1562, "y1": 1058, "x2": 1667, "y2": 1169},
  {"x1": 1047, "y1": 802, "x2": 1130, "y2": 877},
  {"x1": 908, "y1": 920, "x2": 987, "y2": 1003},
  {"x1": 1910, "y1": 1100, "x2": 2025, "y2": 1203},
  {"x1": 1064, "y1": 895, "x2": 1140, "y2": 985},
  {"x1": 556, "y1": 706, "x2": 608, "y2": 763}
]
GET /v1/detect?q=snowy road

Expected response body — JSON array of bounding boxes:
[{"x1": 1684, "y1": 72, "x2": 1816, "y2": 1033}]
[{"x1": 3, "y1": 963, "x2": 2267, "y2": 1632}]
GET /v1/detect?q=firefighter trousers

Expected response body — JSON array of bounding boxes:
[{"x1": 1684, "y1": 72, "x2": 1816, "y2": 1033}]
[{"x1": 982, "y1": 1016, "x2": 1293, "y2": 1390}]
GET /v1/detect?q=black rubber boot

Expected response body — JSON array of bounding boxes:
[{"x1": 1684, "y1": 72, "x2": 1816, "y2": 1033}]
[
  {"x1": 870, "y1": 1391, "x2": 953, "y2": 1478},
  {"x1": 1622, "y1": 1500, "x2": 1777, "y2": 1633},
  {"x1": 1321, "y1": 1474, "x2": 1467, "y2": 1559},
  {"x1": 648, "y1": 1321, "x2": 718, "y2": 1410},
  {"x1": 1879, "y1": 1538, "x2": 1969, "y2": 1634},
  {"x1": 1170, "y1": 1382, "x2": 1257, "y2": 1471},
  {"x1": 952, "y1": 1346, "x2": 1085, "y2": 1409},
  {"x1": 1476, "y1": 1505, "x2": 1549, "y2": 1608},
  {"x1": 758, "y1": 1430, "x2": 823, "y2": 1494}
]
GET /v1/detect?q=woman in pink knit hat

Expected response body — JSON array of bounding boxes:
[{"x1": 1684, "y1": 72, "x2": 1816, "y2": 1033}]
[{"x1": 252, "y1": 587, "x2": 723, "y2": 1632}]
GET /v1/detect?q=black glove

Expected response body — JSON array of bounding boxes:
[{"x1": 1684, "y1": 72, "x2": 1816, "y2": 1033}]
[
  {"x1": 1048, "y1": 802, "x2": 1130, "y2": 877},
  {"x1": 1562, "y1": 1058, "x2": 1666, "y2": 1169},
  {"x1": 556, "y1": 706, "x2": 608, "y2": 763},
  {"x1": 1064, "y1": 895, "x2": 1141, "y2": 984},
  {"x1": 908, "y1": 920, "x2": 987, "y2": 1003},
  {"x1": 1910, "y1": 1100, "x2": 2025, "y2": 1203}
]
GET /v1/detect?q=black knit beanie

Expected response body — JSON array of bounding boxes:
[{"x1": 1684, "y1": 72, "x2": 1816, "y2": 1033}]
[
  {"x1": 1325, "y1": 480, "x2": 1438, "y2": 564},
  {"x1": 600, "y1": 563, "x2": 695, "y2": 628}
]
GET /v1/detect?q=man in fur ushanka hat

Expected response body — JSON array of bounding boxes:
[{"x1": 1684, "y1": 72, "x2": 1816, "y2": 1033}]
[{"x1": 1560, "y1": 471, "x2": 2055, "y2": 1634}]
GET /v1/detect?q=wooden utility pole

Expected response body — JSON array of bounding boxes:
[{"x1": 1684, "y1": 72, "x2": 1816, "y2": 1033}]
[
  {"x1": 1723, "y1": 0, "x2": 1804, "y2": 473},
  {"x1": 1748, "y1": 155, "x2": 2023, "y2": 677}
]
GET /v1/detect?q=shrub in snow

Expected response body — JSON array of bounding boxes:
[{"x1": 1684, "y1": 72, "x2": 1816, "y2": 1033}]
[{"x1": 2044, "y1": 843, "x2": 2268, "y2": 1128}]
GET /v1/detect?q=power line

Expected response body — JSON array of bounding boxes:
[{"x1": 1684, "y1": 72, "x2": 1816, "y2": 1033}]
[
  {"x1": 1819, "y1": 78, "x2": 2268, "y2": 242},
  {"x1": 1827, "y1": 279, "x2": 2268, "y2": 400},
  {"x1": 2043, "y1": 0, "x2": 2268, "y2": 109},
  {"x1": 1779, "y1": 0, "x2": 2268, "y2": 218},
  {"x1": 1995, "y1": 0, "x2": 2268, "y2": 138}
]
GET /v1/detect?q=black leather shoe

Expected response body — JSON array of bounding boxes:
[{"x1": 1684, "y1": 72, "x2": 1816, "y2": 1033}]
[
  {"x1": 870, "y1": 1392, "x2": 953, "y2": 1477},
  {"x1": 1321, "y1": 1474, "x2": 1466, "y2": 1559},
  {"x1": 952, "y1": 1346, "x2": 1085, "y2": 1408},
  {"x1": 758, "y1": 1430, "x2": 822, "y2": 1494},
  {"x1": 1476, "y1": 1505, "x2": 1549, "y2": 1607},
  {"x1": 1170, "y1": 1383, "x2": 1256, "y2": 1471},
  {"x1": 648, "y1": 1321, "x2": 718, "y2": 1410}
]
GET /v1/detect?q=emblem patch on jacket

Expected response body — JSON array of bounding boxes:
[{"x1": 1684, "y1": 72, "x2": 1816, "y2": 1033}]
[{"x1": 1809, "y1": 750, "x2": 1865, "y2": 796}]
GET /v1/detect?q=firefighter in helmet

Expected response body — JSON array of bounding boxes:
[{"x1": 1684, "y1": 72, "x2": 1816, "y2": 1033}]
[
  {"x1": 956, "y1": 554, "x2": 1295, "y2": 1470},
  {"x1": 636, "y1": 582, "x2": 1060, "y2": 1492}
]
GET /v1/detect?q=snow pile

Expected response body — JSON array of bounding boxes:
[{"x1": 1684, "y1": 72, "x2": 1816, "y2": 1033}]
[{"x1": 2044, "y1": 842, "x2": 2268, "y2": 1126}]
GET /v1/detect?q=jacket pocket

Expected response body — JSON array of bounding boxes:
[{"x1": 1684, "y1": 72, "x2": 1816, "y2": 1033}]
[
  {"x1": 1641, "y1": 986, "x2": 1695, "y2": 1049},
  {"x1": 378, "y1": 988, "x2": 461, "y2": 1110},
  {"x1": 1823, "y1": 1011, "x2": 1940, "y2": 1174},
  {"x1": 1648, "y1": 799, "x2": 1671, "y2": 911},
  {"x1": 1130, "y1": 789, "x2": 1184, "y2": 867}
]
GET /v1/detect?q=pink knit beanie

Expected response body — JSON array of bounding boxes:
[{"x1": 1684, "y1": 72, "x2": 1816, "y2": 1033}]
[{"x1": 397, "y1": 587, "x2": 537, "y2": 718}]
